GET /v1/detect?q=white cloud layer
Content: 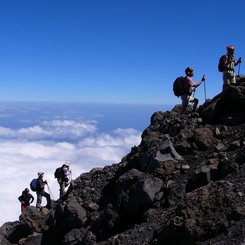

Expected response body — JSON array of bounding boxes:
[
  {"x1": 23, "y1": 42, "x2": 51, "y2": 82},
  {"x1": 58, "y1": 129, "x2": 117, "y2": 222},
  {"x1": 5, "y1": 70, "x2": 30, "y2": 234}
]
[
  {"x1": 0, "y1": 120, "x2": 141, "y2": 225},
  {"x1": 0, "y1": 120, "x2": 97, "y2": 140}
]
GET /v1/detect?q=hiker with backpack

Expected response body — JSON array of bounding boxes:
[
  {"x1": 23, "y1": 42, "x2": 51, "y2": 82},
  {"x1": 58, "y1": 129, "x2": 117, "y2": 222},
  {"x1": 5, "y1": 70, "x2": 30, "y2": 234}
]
[
  {"x1": 55, "y1": 161, "x2": 72, "y2": 198},
  {"x1": 18, "y1": 188, "x2": 34, "y2": 212},
  {"x1": 35, "y1": 172, "x2": 51, "y2": 209},
  {"x1": 174, "y1": 67, "x2": 206, "y2": 115},
  {"x1": 218, "y1": 45, "x2": 241, "y2": 89}
]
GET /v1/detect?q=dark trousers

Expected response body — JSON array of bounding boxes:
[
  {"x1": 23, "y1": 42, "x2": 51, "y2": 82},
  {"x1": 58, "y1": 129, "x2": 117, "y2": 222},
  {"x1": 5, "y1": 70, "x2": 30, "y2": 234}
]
[
  {"x1": 21, "y1": 202, "x2": 29, "y2": 212},
  {"x1": 36, "y1": 190, "x2": 51, "y2": 208}
]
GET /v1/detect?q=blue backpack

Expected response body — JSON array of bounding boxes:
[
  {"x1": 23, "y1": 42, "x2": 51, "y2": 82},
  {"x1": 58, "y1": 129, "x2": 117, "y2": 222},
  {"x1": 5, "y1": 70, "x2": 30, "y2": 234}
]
[{"x1": 30, "y1": 179, "x2": 38, "y2": 192}]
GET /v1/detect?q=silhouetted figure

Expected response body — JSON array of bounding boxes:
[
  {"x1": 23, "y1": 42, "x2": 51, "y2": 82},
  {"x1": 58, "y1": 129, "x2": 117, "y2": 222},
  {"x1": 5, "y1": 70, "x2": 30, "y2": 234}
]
[{"x1": 18, "y1": 188, "x2": 34, "y2": 212}]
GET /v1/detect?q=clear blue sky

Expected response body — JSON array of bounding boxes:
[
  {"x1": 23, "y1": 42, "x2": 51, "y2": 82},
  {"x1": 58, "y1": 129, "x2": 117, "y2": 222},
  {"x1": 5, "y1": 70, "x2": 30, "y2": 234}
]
[{"x1": 0, "y1": 0, "x2": 244, "y2": 105}]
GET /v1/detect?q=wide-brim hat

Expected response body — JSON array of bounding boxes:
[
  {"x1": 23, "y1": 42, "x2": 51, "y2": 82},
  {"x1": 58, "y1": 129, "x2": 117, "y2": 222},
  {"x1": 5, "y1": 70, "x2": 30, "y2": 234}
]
[
  {"x1": 64, "y1": 161, "x2": 71, "y2": 167},
  {"x1": 38, "y1": 172, "x2": 44, "y2": 177}
]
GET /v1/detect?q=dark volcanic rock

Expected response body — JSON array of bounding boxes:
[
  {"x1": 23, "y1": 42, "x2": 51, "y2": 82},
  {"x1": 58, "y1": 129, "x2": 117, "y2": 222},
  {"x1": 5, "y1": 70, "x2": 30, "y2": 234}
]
[
  {"x1": 115, "y1": 169, "x2": 163, "y2": 219},
  {"x1": 202, "y1": 77, "x2": 245, "y2": 125},
  {"x1": 2, "y1": 79, "x2": 245, "y2": 244}
]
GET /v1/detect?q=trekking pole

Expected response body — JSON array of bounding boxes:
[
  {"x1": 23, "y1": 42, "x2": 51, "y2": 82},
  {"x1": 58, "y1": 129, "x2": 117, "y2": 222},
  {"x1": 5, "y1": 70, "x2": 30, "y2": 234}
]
[
  {"x1": 47, "y1": 183, "x2": 55, "y2": 200},
  {"x1": 70, "y1": 170, "x2": 72, "y2": 182},
  {"x1": 204, "y1": 81, "x2": 207, "y2": 101},
  {"x1": 192, "y1": 89, "x2": 196, "y2": 100},
  {"x1": 238, "y1": 62, "x2": 241, "y2": 77},
  {"x1": 203, "y1": 75, "x2": 207, "y2": 102},
  {"x1": 237, "y1": 57, "x2": 242, "y2": 77}
]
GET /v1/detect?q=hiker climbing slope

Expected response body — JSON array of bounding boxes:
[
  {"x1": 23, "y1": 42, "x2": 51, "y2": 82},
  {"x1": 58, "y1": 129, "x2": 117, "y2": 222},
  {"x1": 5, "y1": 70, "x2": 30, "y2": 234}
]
[
  {"x1": 55, "y1": 161, "x2": 72, "y2": 198},
  {"x1": 176, "y1": 67, "x2": 206, "y2": 115},
  {"x1": 35, "y1": 172, "x2": 51, "y2": 209},
  {"x1": 218, "y1": 45, "x2": 241, "y2": 90}
]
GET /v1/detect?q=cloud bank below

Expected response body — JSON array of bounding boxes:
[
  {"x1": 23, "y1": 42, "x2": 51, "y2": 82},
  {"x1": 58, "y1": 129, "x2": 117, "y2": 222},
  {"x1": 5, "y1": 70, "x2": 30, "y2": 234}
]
[{"x1": 0, "y1": 119, "x2": 141, "y2": 225}]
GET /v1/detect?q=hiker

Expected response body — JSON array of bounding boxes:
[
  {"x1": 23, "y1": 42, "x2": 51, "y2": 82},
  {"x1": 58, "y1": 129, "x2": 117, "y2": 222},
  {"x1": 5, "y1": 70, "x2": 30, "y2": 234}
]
[
  {"x1": 18, "y1": 188, "x2": 34, "y2": 212},
  {"x1": 180, "y1": 67, "x2": 206, "y2": 115},
  {"x1": 36, "y1": 172, "x2": 51, "y2": 209},
  {"x1": 55, "y1": 161, "x2": 72, "y2": 198},
  {"x1": 220, "y1": 45, "x2": 241, "y2": 89}
]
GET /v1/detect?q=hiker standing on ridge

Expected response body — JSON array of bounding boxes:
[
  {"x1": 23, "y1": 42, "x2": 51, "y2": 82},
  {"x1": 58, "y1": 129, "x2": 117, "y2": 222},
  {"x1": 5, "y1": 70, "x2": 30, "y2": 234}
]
[
  {"x1": 55, "y1": 161, "x2": 72, "y2": 198},
  {"x1": 36, "y1": 172, "x2": 51, "y2": 209},
  {"x1": 18, "y1": 188, "x2": 34, "y2": 212},
  {"x1": 180, "y1": 67, "x2": 206, "y2": 115},
  {"x1": 220, "y1": 45, "x2": 241, "y2": 89}
]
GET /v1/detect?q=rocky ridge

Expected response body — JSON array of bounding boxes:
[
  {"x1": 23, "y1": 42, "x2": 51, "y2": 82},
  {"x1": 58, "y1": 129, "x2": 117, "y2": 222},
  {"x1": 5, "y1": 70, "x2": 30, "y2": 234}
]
[{"x1": 1, "y1": 76, "x2": 245, "y2": 244}]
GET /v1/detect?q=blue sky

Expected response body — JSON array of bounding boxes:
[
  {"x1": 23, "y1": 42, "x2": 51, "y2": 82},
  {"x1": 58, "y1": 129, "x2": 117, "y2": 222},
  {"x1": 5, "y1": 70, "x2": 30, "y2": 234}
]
[
  {"x1": 0, "y1": 0, "x2": 244, "y2": 225},
  {"x1": 0, "y1": 0, "x2": 244, "y2": 105}
]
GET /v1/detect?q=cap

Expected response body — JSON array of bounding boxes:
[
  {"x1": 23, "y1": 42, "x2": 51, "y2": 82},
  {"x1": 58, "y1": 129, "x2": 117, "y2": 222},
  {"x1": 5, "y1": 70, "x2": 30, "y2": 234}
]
[
  {"x1": 64, "y1": 161, "x2": 71, "y2": 167},
  {"x1": 185, "y1": 67, "x2": 194, "y2": 75},
  {"x1": 38, "y1": 172, "x2": 44, "y2": 177},
  {"x1": 227, "y1": 45, "x2": 235, "y2": 51}
]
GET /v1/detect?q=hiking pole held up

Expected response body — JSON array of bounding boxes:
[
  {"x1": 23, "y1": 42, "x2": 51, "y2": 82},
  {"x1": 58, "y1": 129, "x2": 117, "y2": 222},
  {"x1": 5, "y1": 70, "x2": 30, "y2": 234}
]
[
  {"x1": 203, "y1": 75, "x2": 207, "y2": 102},
  {"x1": 238, "y1": 57, "x2": 242, "y2": 77},
  {"x1": 47, "y1": 183, "x2": 55, "y2": 200},
  {"x1": 192, "y1": 88, "x2": 196, "y2": 98}
]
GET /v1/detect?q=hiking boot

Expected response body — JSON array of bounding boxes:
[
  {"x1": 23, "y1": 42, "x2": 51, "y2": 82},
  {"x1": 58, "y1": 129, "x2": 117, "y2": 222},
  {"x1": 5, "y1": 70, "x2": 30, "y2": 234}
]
[{"x1": 45, "y1": 200, "x2": 54, "y2": 209}]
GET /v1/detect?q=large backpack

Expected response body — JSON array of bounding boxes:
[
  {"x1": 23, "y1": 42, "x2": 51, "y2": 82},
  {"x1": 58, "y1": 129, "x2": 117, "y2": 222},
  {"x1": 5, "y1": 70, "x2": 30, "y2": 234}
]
[
  {"x1": 30, "y1": 178, "x2": 38, "y2": 192},
  {"x1": 218, "y1": 55, "x2": 226, "y2": 72},
  {"x1": 54, "y1": 167, "x2": 64, "y2": 179},
  {"x1": 173, "y1": 76, "x2": 190, "y2": 97}
]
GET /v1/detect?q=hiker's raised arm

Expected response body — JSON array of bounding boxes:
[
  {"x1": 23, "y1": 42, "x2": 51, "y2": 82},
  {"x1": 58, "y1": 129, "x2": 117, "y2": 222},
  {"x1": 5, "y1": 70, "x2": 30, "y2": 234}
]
[
  {"x1": 235, "y1": 57, "x2": 242, "y2": 66},
  {"x1": 195, "y1": 75, "x2": 206, "y2": 87}
]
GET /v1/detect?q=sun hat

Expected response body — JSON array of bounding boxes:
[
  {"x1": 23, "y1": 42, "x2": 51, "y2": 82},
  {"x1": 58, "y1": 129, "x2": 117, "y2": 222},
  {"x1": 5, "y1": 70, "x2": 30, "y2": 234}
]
[{"x1": 64, "y1": 161, "x2": 71, "y2": 167}]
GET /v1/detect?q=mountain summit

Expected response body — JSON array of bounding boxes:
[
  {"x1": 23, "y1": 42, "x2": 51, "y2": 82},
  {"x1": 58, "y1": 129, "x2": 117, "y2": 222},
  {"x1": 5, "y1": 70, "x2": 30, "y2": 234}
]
[{"x1": 1, "y1": 76, "x2": 245, "y2": 244}]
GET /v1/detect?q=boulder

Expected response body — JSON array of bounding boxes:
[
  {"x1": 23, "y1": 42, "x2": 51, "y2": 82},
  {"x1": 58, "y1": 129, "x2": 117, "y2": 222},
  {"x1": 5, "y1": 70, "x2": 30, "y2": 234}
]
[
  {"x1": 201, "y1": 80, "x2": 245, "y2": 124},
  {"x1": 62, "y1": 196, "x2": 87, "y2": 231},
  {"x1": 139, "y1": 134, "x2": 182, "y2": 172},
  {"x1": 19, "y1": 206, "x2": 52, "y2": 233},
  {"x1": 0, "y1": 221, "x2": 30, "y2": 244},
  {"x1": 115, "y1": 169, "x2": 163, "y2": 219}
]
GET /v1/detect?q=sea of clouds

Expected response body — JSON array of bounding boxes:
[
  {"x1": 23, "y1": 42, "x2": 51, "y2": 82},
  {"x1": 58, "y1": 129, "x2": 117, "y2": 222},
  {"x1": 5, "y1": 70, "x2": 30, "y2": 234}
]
[
  {"x1": 0, "y1": 102, "x2": 150, "y2": 225},
  {"x1": 0, "y1": 120, "x2": 141, "y2": 225}
]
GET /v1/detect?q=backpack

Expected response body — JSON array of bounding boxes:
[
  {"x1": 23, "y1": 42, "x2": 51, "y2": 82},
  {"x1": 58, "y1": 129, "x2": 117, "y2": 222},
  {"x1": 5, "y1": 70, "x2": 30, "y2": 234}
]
[
  {"x1": 30, "y1": 179, "x2": 38, "y2": 192},
  {"x1": 218, "y1": 55, "x2": 226, "y2": 72},
  {"x1": 173, "y1": 76, "x2": 190, "y2": 97},
  {"x1": 54, "y1": 167, "x2": 64, "y2": 179}
]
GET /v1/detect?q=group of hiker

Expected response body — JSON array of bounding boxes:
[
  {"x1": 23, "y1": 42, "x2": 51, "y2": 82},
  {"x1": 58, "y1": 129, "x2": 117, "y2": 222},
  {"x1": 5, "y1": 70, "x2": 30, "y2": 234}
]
[
  {"x1": 174, "y1": 45, "x2": 242, "y2": 115},
  {"x1": 17, "y1": 45, "x2": 242, "y2": 211},
  {"x1": 18, "y1": 161, "x2": 72, "y2": 211}
]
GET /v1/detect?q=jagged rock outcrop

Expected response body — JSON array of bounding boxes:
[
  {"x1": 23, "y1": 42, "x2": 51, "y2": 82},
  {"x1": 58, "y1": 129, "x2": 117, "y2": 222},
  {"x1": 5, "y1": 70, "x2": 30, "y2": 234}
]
[
  {"x1": 2, "y1": 78, "x2": 245, "y2": 244},
  {"x1": 201, "y1": 75, "x2": 245, "y2": 125}
]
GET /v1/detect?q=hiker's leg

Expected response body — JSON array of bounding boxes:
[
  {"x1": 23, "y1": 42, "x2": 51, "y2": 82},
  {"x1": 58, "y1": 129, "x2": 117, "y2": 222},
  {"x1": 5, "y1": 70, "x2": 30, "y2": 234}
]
[
  {"x1": 223, "y1": 73, "x2": 228, "y2": 90},
  {"x1": 189, "y1": 96, "x2": 198, "y2": 111},
  {"x1": 59, "y1": 182, "x2": 66, "y2": 198},
  {"x1": 180, "y1": 95, "x2": 189, "y2": 115},
  {"x1": 36, "y1": 192, "x2": 42, "y2": 208},
  {"x1": 42, "y1": 191, "x2": 51, "y2": 208},
  {"x1": 231, "y1": 75, "x2": 236, "y2": 85},
  {"x1": 223, "y1": 73, "x2": 234, "y2": 90},
  {"x1": 192, "y1": 98, "x2": 198, "y2": 111},
  {"x1": 21, "y1": 203, "x2": 25, "y2": 212}
]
